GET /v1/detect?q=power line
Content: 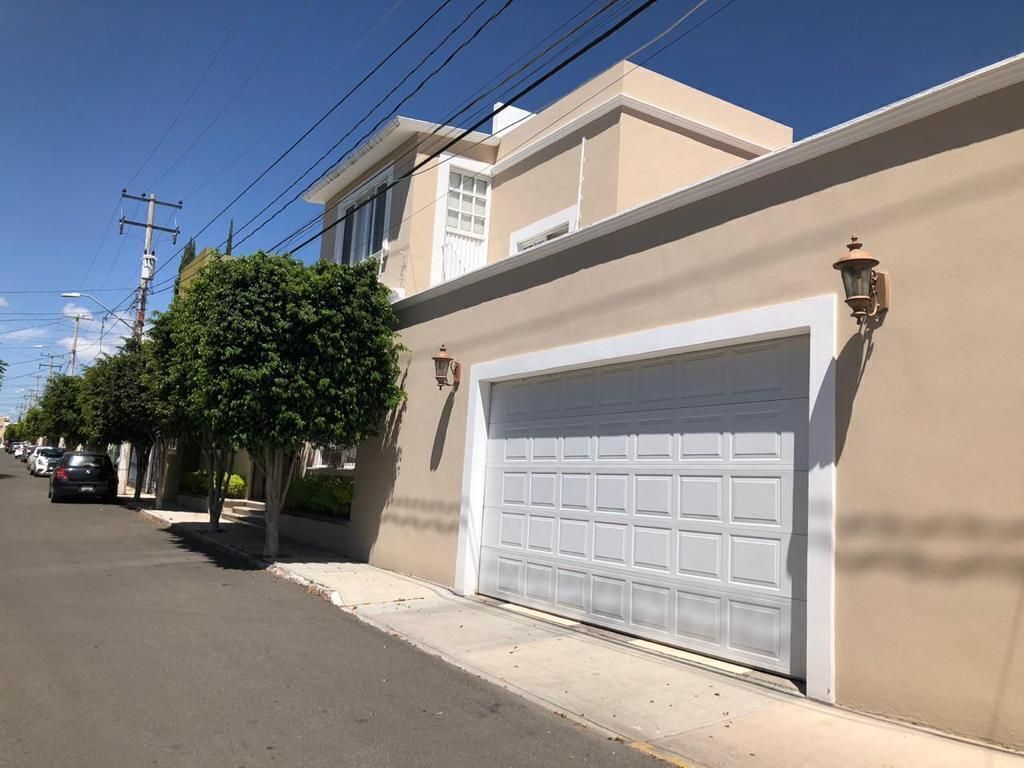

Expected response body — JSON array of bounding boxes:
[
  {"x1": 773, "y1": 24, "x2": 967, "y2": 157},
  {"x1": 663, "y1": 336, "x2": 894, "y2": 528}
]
[
  {"x1": 146, "y1": 0, "x2": 314, "y2": 189},
  {"x1": 229, "y1": 0, "x2": 520, "y2": 249},
  {"x1": 289, "y1": 0, "x2": 663, "y2": 254},
  {"x1": 182, "y1": 0, "x2": 408, "y2": 201},
  {"x1": 146, "y1": 0, "x2": 638, "y2": 297},
  {"x1": 124, "y1": 0, "x2": 254, "y2": 189},
  {"x1": 270, "y1": 0, "x2": 730, "y2": 262},
  {"x1": 260, "y1": 0, "x2": 629, "y2": 254},
  {"x1": 112, "y1": 0, "x2": 458, "y2": 317},
  {"x1": 147, "y1": 0, "x2": 625, "y2": 294}
]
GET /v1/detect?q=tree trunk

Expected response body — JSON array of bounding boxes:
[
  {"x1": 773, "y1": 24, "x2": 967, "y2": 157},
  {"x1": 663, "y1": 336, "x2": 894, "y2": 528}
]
[
  {"x1": 262, "y1": 447, "x2": 298, "y2": 559},
  {"x1": 132, "y1": 441, "x2": 152, "y2": 501},
  {"x1": 205, "y1": 446, "x2": 229, "y2": 532}
]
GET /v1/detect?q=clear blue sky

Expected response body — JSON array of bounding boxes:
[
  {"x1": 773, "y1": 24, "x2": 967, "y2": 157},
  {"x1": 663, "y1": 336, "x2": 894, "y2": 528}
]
[{"x1": 1, "y1": 0, "x2": 1022, "y2": 415}]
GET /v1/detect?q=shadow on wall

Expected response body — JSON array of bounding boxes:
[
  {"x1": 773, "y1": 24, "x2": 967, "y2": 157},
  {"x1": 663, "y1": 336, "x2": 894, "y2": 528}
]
[
  {"x1": 350, "y1": 366, "x2": 409, "y2": 562},
  {"x1": 430, "y1": 391, "x2": 455, "y2": 471},
  {"x1": 835, "y1": 320, "x2": 879, "y2": 462}
]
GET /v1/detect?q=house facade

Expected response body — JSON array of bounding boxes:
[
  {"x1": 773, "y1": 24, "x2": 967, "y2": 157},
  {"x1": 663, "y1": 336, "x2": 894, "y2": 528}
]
[{"x1": 303, "y1": 57, "x2": 1024, "y2": 749}]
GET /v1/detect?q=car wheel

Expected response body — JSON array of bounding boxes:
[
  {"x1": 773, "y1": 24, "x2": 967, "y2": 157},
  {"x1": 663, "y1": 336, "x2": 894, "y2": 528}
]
[{"x1": 50, "y1": 491, "x2": 61, "y2": 504}]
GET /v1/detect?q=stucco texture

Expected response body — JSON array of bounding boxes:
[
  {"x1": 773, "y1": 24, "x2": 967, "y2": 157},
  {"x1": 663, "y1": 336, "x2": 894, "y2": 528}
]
[{"x1": 347, "y1": 83, "x2": 1024, "y2": 748}]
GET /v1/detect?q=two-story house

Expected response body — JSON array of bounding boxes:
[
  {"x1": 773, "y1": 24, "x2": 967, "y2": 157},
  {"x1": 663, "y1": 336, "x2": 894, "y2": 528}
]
[
  {"x1": 303, "y1": 61, "x2": 790, "y2": 297},
  {"x1": 302, "y1": 56, "x2": 1024, "y2": 751}
]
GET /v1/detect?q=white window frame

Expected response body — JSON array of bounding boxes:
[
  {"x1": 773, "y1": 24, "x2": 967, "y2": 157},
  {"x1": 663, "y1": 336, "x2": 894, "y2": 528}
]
[
  {"x1": 452, "y1": 294, "x2": 838, "y2": 704},
  {"x1": 508, "y1": 205, "x2": 578, "y2": 256},
  {"x1": 332, "y1": 166, "x2": 394, "y2": 267},
  {"x1": 445, "y1": 169, "x2": 490, "y2": 240},
  {"x1": 431, "y1": 154, "x2": 492, "y2": 286}
]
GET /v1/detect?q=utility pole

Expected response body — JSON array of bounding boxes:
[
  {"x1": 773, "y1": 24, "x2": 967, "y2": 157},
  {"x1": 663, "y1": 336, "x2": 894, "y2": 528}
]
[
  {"x1": 120, "y1": 190, "x2": 182, "y2": 337},
  {"x1": 69, "y1": 314, "x2": 82, "y2": 376}
]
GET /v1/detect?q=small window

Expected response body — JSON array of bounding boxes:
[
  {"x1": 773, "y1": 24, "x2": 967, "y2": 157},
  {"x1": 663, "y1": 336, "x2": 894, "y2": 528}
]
[
  {"x1": 446, "y1": 170, "x2": 488, "y2": 238},
  {"x1": 336, "y1": 180, "x2": 389, "y2": 266},
  {"x1": 516, "y1": 222, "x2": 570, "y2": 253}
]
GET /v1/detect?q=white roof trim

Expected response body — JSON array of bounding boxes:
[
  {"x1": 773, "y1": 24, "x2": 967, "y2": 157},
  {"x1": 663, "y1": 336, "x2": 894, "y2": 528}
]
[
  {"x1": 397, "y1": 51, "x2": 1024, "y2": 311},
  {"x1": 492, "y1": 93, "x2": 776, "y2": 176},
  {"x1": 303, "y1": 116, "x2": 499, "y2": 205}
]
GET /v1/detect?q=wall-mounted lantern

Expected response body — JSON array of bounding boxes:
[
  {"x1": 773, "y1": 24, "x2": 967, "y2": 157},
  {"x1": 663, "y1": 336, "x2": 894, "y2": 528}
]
[
  {"x1": 833, "y1": 236, "x2": 890, "y2": 324},
  {"x1": 431, "y1": 345, "x2": 461, "y2": 390}
]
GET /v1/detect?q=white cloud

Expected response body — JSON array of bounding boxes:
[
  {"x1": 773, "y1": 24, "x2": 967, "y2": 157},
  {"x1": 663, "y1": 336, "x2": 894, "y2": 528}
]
[
  {"x1": 61, "y1": 302, "x2": 95, "y2": 322},
  {"x1": 0, "y1": 297, "x2": 8, "y2": 308}
]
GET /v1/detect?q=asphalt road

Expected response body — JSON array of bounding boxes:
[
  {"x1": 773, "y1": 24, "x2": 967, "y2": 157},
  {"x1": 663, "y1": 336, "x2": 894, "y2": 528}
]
[{"x1": 0, "y1": 454, "x2": 657, "y2": 768}]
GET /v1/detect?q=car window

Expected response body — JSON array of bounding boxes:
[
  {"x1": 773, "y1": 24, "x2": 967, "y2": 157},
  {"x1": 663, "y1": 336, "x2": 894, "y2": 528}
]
[
  {"x1": 66, "y1": 454, "x2": 110, "y2": 468},
  {"x1": 41, "y1": 449, "x2": 64, "y2": 458}
]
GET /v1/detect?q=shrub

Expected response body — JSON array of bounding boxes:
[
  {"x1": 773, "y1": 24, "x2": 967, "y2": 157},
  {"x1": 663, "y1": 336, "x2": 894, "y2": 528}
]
[
  {"x1": 180, "y1": 469, "x2": 247, "y2": 499},
  {"x1": 285, "y1": 475, "x2": 353, "y2": 519}
]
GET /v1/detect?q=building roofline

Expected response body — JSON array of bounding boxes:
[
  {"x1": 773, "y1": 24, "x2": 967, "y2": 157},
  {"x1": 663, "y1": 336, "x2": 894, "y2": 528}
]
[
  {"x1": 303, "y1": 117, "x2": 499, "y2": 205},
  {"x1": 395, "y1": 51, "x2": 1024, "y2": 311},
  {"x1": 491, "y1": 93, "x2": 775, "y2": 176}
]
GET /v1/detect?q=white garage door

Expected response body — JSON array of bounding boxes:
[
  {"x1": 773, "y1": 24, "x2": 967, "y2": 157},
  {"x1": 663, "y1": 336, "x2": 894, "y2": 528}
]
[{"x1": 479, "y1": 337, "x2": 808, "y2": 677}]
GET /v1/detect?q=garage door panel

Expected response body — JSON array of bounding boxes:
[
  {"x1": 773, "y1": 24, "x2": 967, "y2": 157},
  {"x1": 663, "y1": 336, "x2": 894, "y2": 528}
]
[
  {"x1": 479, "y1": 547, "x2": 803, "y2": 674},
  {"x1": 481, "y1": 337, "x2": 808, "y2": 677}
]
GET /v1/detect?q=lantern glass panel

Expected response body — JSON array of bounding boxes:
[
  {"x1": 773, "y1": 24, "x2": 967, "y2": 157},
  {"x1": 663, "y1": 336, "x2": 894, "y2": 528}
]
[{"x1": 841, "y1": 264, "x2": 872, "y2": 298}]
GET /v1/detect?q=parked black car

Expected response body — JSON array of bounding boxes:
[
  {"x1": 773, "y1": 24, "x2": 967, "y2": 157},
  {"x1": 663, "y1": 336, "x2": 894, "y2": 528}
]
[{"x1": 49, "y1": 452, "x2": 117, "y2": 503}]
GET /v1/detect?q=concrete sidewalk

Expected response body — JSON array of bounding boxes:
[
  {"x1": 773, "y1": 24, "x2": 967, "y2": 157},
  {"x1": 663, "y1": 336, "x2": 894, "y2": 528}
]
[{"x1": 130, "y1": 501, "x2": 1023, "y2": 768}]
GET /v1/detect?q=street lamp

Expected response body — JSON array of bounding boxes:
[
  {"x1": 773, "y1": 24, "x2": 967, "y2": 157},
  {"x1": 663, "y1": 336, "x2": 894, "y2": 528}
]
[{"x1": 60, "y1": 292, "x2": 134, "y2": 331}]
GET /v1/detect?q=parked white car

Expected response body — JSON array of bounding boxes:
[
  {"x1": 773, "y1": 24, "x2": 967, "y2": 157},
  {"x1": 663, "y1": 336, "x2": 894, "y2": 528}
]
[
  {"x1": 14, "y1": 443, "x2": 30, "y2": 460},
  {"x1": 30, "y1": 447, "x2": 65, "y2": 476},
  {"x1": 24, "y1": 446, "x2": 44, "y2": 471}
]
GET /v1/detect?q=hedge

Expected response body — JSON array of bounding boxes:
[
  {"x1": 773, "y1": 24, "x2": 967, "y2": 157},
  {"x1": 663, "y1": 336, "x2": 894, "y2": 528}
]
[
  {"x1": 180, "y1": 469, "x2": 247, "y2": 499},
  {"x1": 285, "y1": 475, "x2": 353, "y2": 519}
]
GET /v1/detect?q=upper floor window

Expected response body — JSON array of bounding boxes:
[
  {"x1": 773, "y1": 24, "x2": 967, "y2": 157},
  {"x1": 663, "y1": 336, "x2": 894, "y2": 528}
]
[
  {"x1": 509, "y1": 205, "x2": 578, "y2": 256},
  {"x1": 335, "y1": 174, "x2": 390, "y2": 266},
  {"x1": 446, "y1": 170, "x2": 488, "y2": 238}
]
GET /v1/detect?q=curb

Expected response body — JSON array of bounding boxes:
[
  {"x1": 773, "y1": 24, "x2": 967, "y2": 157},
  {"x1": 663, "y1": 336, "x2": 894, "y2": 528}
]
[{"x1": 126, "y1": 501, "x2": 269, "y2": 570}]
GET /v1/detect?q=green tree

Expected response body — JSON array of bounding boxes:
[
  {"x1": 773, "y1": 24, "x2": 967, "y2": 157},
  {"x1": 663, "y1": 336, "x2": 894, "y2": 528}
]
[
  {"x1": 80, "y1": 339, "x2": 161, "y2": 500},
  {"x1": 154, "y1": 252, "x2": 404, "y2": 555},
  {"x1": 0, "y1": 358, "x2": 7, "y2": 385},
  {"x1": 174, "y1": 237, "x2": 197, "y2": 298},
  {"x1": 225, "y1": 219, "x2": 234, "y2": 256},
  {"x1": 36, "y1": 375, "x2": 86, "y2": 447},
  {"x1": 5, "y1": 421, "x2": 23, "y2": 442},
  {"x1": 150, "y1": 276, "x2": 237, "y2": 530},
  {"x1": 21, "y1": 406, "x2": 48, "y2": 444}
]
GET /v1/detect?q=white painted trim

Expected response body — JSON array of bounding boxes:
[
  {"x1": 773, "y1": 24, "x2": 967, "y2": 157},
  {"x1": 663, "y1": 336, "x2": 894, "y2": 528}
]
[
  {"x1": 507, "y1": 205, "x2": 579, "y2": 257},
  {"x1": 398, "y1": 51, "x2": 1024, "y2": 311},
  {"x1": 304, "y1": 116, "x2": 499, "y2": 204},
  {"x1": 430, "y1": 155, "x2": 494, "y2": 287},
  {"x1": 453, "y1": 294, "x2": 838, "y2": 702},
  {"x1": 492, "y1": 92, "x2": 774, "y2": 177}
]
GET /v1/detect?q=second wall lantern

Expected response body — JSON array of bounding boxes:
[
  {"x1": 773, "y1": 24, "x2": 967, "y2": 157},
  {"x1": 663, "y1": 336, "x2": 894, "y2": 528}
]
[
  {"x1": 833, "y1": 236, "x2": 890, "y2": 324},
  {"x1": 431, "y1": 345, "x2": 461, "y2": 390}
]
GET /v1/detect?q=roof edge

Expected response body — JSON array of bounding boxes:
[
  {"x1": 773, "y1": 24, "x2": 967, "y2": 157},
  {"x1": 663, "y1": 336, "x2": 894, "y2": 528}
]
[
  {"x1": 303, "y1": 117, "x2": 499, "y2": 204},
  {"x1": 395, "y1": 51, "x2": 1024, "y2": 311}
]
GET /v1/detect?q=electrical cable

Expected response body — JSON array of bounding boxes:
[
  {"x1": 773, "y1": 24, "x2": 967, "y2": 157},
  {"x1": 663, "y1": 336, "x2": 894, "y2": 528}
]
[
  {"x1": 228, "y1": 0, "x2": 520, "y2": 249},
  {"x1": 124, "y1": 0, "x2": 255, "y2": 188},
  {"x1": 258, "y1": 0, "x2": 630, "y2": 254},
  {"x1": 146, "y1": 0, "x2": 315, "y2": 189},
  {"x1": 287, "y1": 0, "x2": 663, "y2": 254},
  {"x1": 269, "y1": 0, "x2": 730, "y2": 261}
]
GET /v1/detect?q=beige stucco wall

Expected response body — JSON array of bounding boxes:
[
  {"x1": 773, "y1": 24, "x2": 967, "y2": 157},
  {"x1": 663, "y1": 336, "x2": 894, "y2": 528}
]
[
  {"x1": 345, "y1": 83, "x2": 1024, "y2": 747},
  {"x1": 618, "y1": 64, "x2": 792, "y2": 149},
  {"x1": 318, "y1": 135, "x2": 497, "y2": 297},
  {"x1": 615, "y1": 109, "x2": 758, "y2": 212}
]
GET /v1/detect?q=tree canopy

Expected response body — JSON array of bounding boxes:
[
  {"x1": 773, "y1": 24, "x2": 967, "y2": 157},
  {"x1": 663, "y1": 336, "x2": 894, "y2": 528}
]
[
  {"x1": 36, "y1": 375, "x2": 87, "y2": 447},
  {"x1": 151, "y1": 251, "x2": 404, "y2": 555}
]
